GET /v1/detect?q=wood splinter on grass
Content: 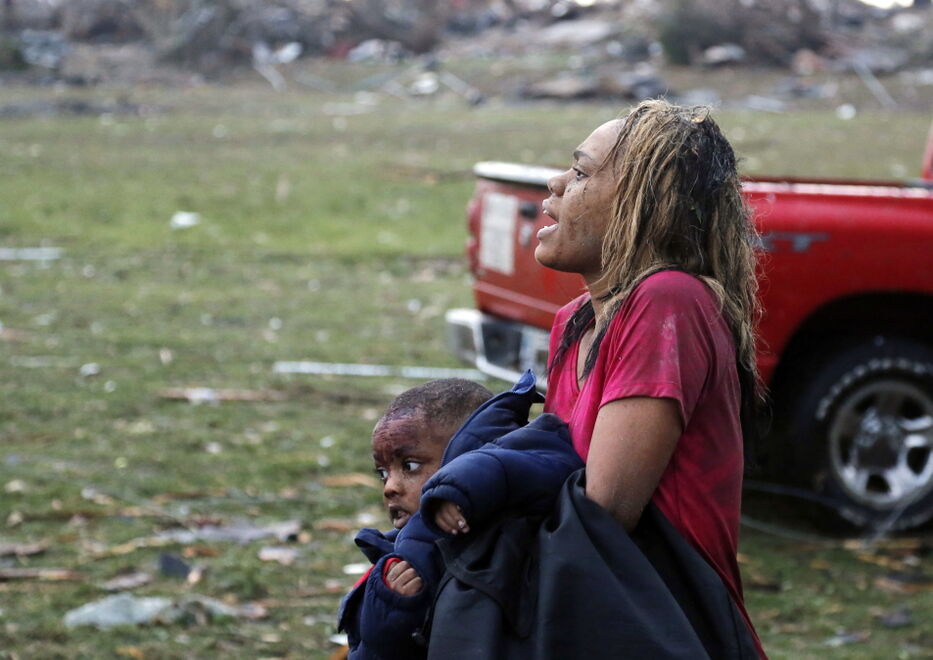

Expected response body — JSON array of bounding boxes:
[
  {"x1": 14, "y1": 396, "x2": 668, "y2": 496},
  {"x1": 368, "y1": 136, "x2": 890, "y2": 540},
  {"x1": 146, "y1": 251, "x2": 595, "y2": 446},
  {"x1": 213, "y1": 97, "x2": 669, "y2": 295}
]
[{"x1": 0, "y1": 568, "x2": 83, "y2": 581}]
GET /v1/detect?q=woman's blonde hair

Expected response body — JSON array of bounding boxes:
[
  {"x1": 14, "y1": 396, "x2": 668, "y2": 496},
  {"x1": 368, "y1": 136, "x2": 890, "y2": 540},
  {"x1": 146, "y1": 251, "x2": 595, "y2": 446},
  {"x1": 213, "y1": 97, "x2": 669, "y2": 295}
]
[{"x1": 553, "y1": 100, "x2": 763, "y2": 433}]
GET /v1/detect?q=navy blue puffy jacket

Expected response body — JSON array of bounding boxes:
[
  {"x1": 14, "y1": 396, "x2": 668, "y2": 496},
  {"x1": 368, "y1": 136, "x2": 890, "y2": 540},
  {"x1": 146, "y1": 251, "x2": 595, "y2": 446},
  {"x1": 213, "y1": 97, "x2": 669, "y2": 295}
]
[{"x1": 337, "y1": 371, "x2": 583, "y2": 660}]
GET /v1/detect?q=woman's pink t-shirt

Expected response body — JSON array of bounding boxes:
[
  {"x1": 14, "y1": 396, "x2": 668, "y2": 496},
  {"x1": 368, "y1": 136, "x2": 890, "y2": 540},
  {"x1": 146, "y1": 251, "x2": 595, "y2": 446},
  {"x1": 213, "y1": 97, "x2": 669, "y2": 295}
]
[{"x1": 544, "y1": 270, "x2": 763, "y2": 656}]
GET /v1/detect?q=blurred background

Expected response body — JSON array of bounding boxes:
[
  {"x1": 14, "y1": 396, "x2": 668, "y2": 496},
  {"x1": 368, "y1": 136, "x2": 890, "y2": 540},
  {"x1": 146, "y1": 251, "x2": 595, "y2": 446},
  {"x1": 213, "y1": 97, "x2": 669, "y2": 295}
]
[{"x1": 0, "y1": 0, "x2": 931, "y2": 657}]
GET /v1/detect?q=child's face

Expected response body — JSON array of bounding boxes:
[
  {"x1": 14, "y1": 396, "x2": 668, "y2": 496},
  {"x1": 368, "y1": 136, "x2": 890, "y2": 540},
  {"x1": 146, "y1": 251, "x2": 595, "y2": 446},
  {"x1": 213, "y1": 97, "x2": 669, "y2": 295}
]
[{"x1": 372, "y1": 415, "x2": 446, "y2": 529}]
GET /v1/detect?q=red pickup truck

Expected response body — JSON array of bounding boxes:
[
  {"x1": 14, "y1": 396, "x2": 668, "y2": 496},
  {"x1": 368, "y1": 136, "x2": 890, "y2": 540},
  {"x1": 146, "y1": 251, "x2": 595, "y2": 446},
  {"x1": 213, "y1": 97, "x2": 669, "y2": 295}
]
[{"x1": 446, "y1": 122, "x2": 933, "y2": 530}]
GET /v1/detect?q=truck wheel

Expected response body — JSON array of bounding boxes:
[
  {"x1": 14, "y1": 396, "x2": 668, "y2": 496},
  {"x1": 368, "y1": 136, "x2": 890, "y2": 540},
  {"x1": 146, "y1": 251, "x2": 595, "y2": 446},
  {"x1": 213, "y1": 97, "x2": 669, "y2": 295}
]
[{"x1": 789, "y1": 338, "x2": 933, "y2": 531}]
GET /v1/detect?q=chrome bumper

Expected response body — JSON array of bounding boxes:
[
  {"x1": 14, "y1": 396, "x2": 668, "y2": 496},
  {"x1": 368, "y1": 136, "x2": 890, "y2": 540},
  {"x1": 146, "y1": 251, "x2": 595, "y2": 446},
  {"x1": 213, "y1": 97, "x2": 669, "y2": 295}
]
[{"x1": 444, "y1": 308, "x2": 550, "y2": 389}]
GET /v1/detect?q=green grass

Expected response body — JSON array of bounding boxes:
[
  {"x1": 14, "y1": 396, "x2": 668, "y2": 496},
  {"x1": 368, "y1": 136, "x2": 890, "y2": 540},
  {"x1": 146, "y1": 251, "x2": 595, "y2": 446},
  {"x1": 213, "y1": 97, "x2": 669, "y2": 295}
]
[{"x1": 0, "y1": 61, "x2": 931, "y2": 658}]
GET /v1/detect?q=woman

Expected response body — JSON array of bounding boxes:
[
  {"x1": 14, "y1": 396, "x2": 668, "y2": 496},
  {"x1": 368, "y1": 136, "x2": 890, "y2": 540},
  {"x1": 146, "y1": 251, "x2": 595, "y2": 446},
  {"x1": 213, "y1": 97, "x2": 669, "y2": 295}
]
[{"x1": 537, "y1": 100, "x2": 765, "y2": 657}]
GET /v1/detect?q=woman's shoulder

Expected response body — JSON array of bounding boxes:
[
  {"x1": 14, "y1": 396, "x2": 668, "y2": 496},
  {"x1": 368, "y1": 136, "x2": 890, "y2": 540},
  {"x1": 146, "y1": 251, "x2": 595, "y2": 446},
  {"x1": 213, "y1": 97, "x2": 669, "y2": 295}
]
[
  {"x1": 554, "y1": 291, "x2": 591, "y2": 323},
  {"x1": 629, "y1": 270, "x2": 717, "y2": 309}
]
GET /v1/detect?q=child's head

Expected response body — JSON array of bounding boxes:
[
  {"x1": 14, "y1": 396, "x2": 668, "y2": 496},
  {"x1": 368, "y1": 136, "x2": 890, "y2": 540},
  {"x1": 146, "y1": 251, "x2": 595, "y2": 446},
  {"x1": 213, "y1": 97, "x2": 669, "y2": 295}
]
[{"x1": 372, "y1": 379, "x2": 492, "y2": 529}]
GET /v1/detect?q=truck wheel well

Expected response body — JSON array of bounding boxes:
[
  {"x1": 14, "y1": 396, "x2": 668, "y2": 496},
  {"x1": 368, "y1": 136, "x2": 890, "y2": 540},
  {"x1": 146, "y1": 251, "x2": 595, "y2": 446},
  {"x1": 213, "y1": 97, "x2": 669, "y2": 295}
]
[{"x1": 768, "y1": 292, "x2": 933, "y2": 417}]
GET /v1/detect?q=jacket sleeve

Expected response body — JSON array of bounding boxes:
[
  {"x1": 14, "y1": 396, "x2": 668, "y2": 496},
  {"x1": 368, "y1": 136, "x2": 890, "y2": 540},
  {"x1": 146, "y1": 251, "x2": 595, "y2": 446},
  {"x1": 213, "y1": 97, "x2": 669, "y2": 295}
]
[
  {"x1": 420, "y1": 413, "x2": 584, "y2": 535},
  {"x1": 350, "y1": 554, "x2": 432, "y2": 659},
  {"x1": 391, "y1": 512, "x2": 445, "y2": 590},
  {"x1": 343, "y1": 515, "x2": 440, "y2": 659}
]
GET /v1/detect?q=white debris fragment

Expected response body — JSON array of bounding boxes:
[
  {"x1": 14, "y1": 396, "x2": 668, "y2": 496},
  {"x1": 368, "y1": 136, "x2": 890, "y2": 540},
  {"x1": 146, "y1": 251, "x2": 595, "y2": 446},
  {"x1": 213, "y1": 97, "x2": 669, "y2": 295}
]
[
  {"x1": 0, "y1": 247, "x2": 62, "y2": 261},
  {"x1": 342, "y1": 562, "x2": 370, "y2": 576},
  {"x1": 169, "y1": 212, "x2": 200, "y2": 230},
  {"x1": 179, "y1": 387, "x2": 218, "y2": 405},
  {"x1": 258, "y1": 546, "x2": 300, "y2": 566},
  {"x1": 273, "y1": 361, "x2": 486, "y2": 381},
  {"x1": 10, "y1": 356, "x2": 77, "y2": 369},
  {"x1": 79, "y1": 363, "x2": 101, "y2": 377},
  {"x1": 355, "y1": 511, "x2": 379, "y2": 526},
  {"x1": 836, "y1": 103, "x2": 857, "y2": 120},
  {"x1": 64, "y1": 594, "x2": 174, "y2": 629}
]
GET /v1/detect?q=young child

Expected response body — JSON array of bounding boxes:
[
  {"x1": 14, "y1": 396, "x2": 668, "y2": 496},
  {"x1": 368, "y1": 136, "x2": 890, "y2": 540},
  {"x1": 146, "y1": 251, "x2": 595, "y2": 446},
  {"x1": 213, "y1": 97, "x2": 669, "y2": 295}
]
[
  {"x1": 337, "y1": 378, "x2": 493, "y2": 659},
  {"x1": 337, "y1": 372, "x2": 583, "y2": 660}
]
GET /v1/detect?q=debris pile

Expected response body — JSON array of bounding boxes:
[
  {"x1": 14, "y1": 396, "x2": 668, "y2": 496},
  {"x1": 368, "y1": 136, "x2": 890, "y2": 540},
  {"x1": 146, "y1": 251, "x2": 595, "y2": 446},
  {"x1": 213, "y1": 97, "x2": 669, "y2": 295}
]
[{"x1": 0, "y1": 0, "x2": 930, "y2": 106}]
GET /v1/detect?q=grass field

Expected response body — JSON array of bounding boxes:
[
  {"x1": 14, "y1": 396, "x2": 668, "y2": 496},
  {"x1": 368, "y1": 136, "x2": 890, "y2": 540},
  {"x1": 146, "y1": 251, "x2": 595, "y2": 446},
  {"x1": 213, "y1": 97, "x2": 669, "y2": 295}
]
[{"x1": 1, "y1": 60, "x2": 932, "y2": 659}]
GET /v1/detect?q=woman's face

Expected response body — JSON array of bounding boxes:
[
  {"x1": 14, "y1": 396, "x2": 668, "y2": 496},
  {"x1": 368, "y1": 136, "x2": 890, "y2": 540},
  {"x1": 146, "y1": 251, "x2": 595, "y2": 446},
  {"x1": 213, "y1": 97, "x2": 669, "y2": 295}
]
[{"x1": 535, "y1": 119, "x2": 622, "y2": 285}]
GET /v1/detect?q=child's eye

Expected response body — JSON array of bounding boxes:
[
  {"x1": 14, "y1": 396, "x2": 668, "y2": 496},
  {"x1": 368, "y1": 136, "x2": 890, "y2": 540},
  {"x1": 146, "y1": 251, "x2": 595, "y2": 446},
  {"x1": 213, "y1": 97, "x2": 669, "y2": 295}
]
[
  {"x1": 374, "y1": 467, "x2": 388, "y2": 482},
  {"x1": 402, "y1": 460, "x2": 423, "y2": 473}
]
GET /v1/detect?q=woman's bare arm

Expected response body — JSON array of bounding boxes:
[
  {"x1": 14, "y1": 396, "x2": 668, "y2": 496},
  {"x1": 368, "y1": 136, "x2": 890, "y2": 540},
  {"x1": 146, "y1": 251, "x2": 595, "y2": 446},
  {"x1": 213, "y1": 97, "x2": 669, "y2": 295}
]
[{"x1": 585, "y1": 397, "x2": 682, "y2": 531}]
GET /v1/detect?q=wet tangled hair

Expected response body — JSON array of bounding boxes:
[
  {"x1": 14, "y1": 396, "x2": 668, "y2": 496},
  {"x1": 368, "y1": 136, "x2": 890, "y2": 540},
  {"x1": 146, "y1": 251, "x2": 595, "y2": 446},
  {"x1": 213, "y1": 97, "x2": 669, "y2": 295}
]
[{"x1": 552, "y1": 100, "x2": 764, "y2": 446}]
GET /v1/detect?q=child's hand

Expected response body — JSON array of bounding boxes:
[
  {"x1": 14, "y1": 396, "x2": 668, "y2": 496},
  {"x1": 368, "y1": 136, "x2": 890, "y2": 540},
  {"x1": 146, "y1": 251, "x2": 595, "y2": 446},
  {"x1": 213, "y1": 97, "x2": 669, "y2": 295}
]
[
  {"x1": 384, "y1": 559, "x2": 423, "y2": 596},
  {"x1": 434, "y1": 500, "x2": 470, "y2": 535}
]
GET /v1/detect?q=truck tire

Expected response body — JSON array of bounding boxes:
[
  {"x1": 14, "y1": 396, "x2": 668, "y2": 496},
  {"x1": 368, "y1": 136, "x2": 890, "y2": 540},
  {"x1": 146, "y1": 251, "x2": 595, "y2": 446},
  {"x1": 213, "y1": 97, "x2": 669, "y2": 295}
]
[{"x1": 788, "y1": 338, "x2": 933, "y2": 531}]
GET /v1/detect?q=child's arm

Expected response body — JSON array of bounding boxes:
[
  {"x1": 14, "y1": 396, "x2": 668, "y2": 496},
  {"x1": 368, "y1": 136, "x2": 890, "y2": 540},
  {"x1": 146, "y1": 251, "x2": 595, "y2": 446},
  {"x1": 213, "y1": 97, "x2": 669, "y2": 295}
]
[{"x1": 421, "y1": 412, "x2": 583, "y2": 535}]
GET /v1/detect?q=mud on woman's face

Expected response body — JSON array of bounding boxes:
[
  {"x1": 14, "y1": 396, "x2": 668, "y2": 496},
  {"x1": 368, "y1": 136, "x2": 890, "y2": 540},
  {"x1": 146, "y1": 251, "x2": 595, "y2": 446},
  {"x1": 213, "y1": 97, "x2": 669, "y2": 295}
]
[{"x1": 535, "y1": 119, "x2": 621, "y2": 284}]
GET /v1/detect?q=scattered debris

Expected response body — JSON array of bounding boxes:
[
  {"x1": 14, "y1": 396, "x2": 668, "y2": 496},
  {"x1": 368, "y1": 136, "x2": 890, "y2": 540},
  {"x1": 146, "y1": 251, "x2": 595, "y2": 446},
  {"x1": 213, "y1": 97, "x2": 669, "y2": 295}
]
[
  {"x1": 258, "y1": 546, "x2": 300, "y2": 566},
  {"x1": 4, "y1": 479, "x2": 27, "y2": 493},
  {"x1": 158, "y1": 553, "x2": 197, "y2": 581},
  {"x1": 182, "y1": 545, "x2": 221, "y2": 559},
  {"x1": 101, "y1": 571, "x2": 153, "y2": 592},
  {"x1": 63, "y1": 593, "x2": 265, "y2": 629},
  {"x1": 169, "y1": 211, "x2": 200, "y2": 230},
  {"x1": 342, "y1": 563, "x2": 369, "y2": 576},
  {"x1": 539, "y1": 19, "x2": 615, "y2": 47},
  {"x1": 253, "y1": 41, "x2": 303, "y2": 91},
  {"x1": 18, "y1": 29, "x2": 68, "y2": 69},
  {"x1": 0, "y1": 99, "x2": 145, "y2": 119},
  {"x1": 355, "y1": 511, "x2": 380, "y2": 526},
  {"x1": 322, "y1": 473, "x2": 380, "y2": 489},
  {"x1": 156, "y1": 519, "x2": 301, "y2": 545},
  {"x1": 791, "y1": 49, "x2": 828, "y2": 76},
  {"x1": 313, "y1": 519, "x2": 354, "y2": 534},
  {"x1": 347, "y1": 39, "x2": 406, "y2": 64},
  {"x1": 823, "y1": 630, "x2": 870, "y2": 647},
  {"x1": 87, "y1": 535, "x2": 174, "y2": 559},
  {"x1": 79, "y1": 362, "x2": 101, "y2": 377},
  {"x1": 874, "y1": 606, "x2": 913, "y2": 629},
  {"x1": 0, "y1": 540, "x2": 48, "y2": 557},
  {"x1": 273, "y1": 361, "x2": 485, "y2": 380},
  {"x1": 835, "y1": 103, "x2": 857, "y2": 120},
  {"x1": 702, "y1": 44, "x2": 746, "y2": 67},
  {"x1": 873, "y1": 572, "x2": 933, "y2": 595},
  {"x1": 900, "y1": 69, "x2": 933, "y2": 87},
  {"x1": 597, "y1": 68, "x2": 667, "y2": 100},
  {"x1": 0, "y1": 567, "x2": 83, "y2": 581},
  {"x1": 851, "y1": 60, "x2": 897, "y2": 109},
  {"x1": 739, "y1": 95, "x2": 786, "y2": 114},
  {"x1": 523, "y1": 74, "x2": 598, "y2": 100},
  {"x1": 0, "y1": 247, "x2": 62, "y2": 261},
  {"x1": 745, "y1": 572, "x2": 782, "y2": 593},
  {"x1": 64, "y1": 594, "x2": 172, "y2": 629},
  {"x1": 0, "y1": 325, "x2": 29, "y2": 342},
  {"x1": 158, "y1": 387, "x2": 287, "y2": 404},
  {"x1": 839, "y1": 47, "x2": 910, "y2": 76}
]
